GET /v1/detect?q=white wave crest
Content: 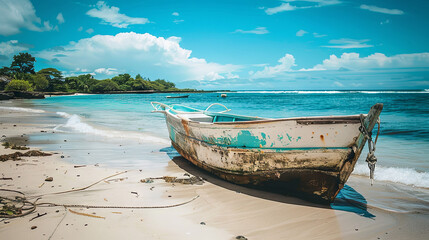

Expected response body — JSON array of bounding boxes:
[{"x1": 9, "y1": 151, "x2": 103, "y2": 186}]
[
  {"x1": 0, "y1": 106, "x2": 45, "y2": 113},
  {"x1": 61, "y1": 114, "x2": 170, "y2": 144},
  {"x1": 56, "y1": 111, "x2": 72, "y2": 118},
  {"x1": 353, "y1": 163, "x2": 429, "y2": 188}
]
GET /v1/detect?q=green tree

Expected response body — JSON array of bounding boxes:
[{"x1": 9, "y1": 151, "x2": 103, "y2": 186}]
[
  {"x1": 91, "y1": 79, "x2": 120, "y2": 93},
  {"x1": 154, "y1": 79, "x2": 175, "y2": 89},
  {"x1": 112, "y1": 74, "x2": 131, "y2": 86},
  {"x1": 10, "y1": 53, "x2": 36, "y2": 74},
  {"x1": 0, "y1": 67, "x2": 11, "y2": 76},
  {"x1": 38, "y1": 68, "x2": 66, "y2": 92},
  {"x1": 29, "y1": 74, "x2": 49, "y2": 91},
  {"x1": 5, "y1": 80, "x2": 33, "y2": 91},
  {"x1": 65, "y1": 74, "x2": 97, "y2": 92}
]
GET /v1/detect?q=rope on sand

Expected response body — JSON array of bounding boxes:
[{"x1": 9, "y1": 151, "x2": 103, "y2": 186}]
[{"x1": 1, "y1": 171, "x2": 200, "y2": 219}]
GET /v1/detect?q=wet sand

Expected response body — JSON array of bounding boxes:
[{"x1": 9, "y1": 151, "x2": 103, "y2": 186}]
[{"x1": 1, "y1": 108, "x2": 428, "y2": 240}]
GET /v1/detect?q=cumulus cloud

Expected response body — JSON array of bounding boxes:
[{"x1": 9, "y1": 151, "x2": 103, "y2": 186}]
[
  {"x1": 307, "y1": 52, "x2": 429, "y2": 71},
  {"x1": 0, "y1": 0, "x2": 53, "y2": 36},
  {"x1": 360, "y1": 4, "x2": 404, "y2": 15},
  {"x1": 94, "y1": 67, "x2": 118, "y2": 75},
  {"x1": 86, "y1": 28, "x2": 94, "y2": 34},
  {"x1": 37, "y1": 32, "x2": 241, "y2": 81},
  {"x1": 296, "y1": 30, "x2": 308, "y2": 37},
  {"x1": 323, "y1": 39, "x2": 373, "y2": 49},
  {"x1": 265, "y1": 0, "x2": 341, "y2": 15},
  {"x1": 56, "y1": 13, "x2": 65, "y2": 24},
  {"x1": 0, "y1": 40, "x2": 31, "y2": 64},
  {"x1": 87, "y1": 1, "x2": 149, "y2": 28},
  {"x1": 172, "y1": 12, "x2": 179, "y2": 16},
  {"x1": 250, "y1": 54, "x2": 296, "y2": 79},
  {"x1": 234, "y1": 27, "x2": 269, "y2": 35}
]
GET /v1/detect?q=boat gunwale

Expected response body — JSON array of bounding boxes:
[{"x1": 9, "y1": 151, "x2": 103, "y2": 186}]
[{"x1": 169, "y1": 110, "x2": 363, "y2": 125}]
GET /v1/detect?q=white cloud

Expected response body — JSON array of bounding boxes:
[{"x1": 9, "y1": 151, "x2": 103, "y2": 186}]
[
  {"x1": 172, "y1": 12, "x2": 179, "y2": 16},
  {"x1": 323, "y1": 39, "x2": 373, "y2": 49},
  {"x1": 94, "y1": 67, "x2": 118, "y2": 75},
  {"x1": 265, "y1": 0, "x2": 341, "y2": 15},
  {"x1": 360, "y1": 5, "x2": 404, "y2": 15},
  {"x1": 333, "y1": 81, "x2": 344, "y2": 87},
  {"x1": 250, "y1": 54, "x2": 296, "y2": 79},
  {"x1": 265, "y1": 3, "x2": 296, "y2": 15},
  {"x1": 87, "y1": 1, "x2": 149, "y2": 28},
  {"x1": 0, "y1": 0, "x2": 53, "y2": 36},
  {"x1": 380, "y1": 19, "x2": 390, "y2": 25},
  {"x1": 296, "y1": 29, "x2": 308, "y2": 37},
  {"x1": 57, "y1": 13, "x2": 65, "y2": 24},
  {"x1": 173, "y1": 19, "x2": 184, "y2": 24},
  {"x1": 313, "y1": 32, "x2": 327, "y2": 38},
  {"x1": 86, "y1": 28, "x2": 94, "y2": 34},
  {"x1": 234, "y1": 27, "x2": 269, "y2": 35},
  {"x1": 225, "y1": 72, "x2": 240, "y2": 79},
  {"x1": 37, "y1": 32, "x2": 241, "y2": 82},
  {"x1": 0, "y1": 40, "x2": 30, "y2": 63},
  {"x1": 43, "y1": 21, "x2": 53, "y2": 31},
  {"x1": 308, "y1": 52, "x2": 429, "y2": 71}
]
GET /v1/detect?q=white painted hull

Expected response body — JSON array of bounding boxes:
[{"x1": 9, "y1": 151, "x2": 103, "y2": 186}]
[{"x1": 155, "y1": 103, "x2": 383, "y2": 202}]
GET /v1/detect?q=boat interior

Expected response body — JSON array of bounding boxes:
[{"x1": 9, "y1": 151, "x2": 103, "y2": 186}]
[{"x1": 167, "y1": 104, "x2": 266, "y2": 123}]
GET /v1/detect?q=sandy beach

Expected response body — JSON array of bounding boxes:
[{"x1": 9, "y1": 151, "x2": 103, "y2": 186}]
[{"x1": 1, "y1": 107, "x2": 429, "y2": 240}]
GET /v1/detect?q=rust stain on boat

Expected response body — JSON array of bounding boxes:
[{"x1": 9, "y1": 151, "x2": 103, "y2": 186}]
[
  {"x1": 320, "y1": 135, "x2": 325, "y2": 143},
  {"x1": 181, "y1": 119, "x2": 190, "y2": 136}
]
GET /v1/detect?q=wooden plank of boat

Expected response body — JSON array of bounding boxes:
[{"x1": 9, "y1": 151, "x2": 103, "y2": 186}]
[
  {"x1": 166, "y1": 95, "x2": 189, "y2": 98},
  {"x1": 151, "y1": 102, "x2": 383, "y2": 203}
]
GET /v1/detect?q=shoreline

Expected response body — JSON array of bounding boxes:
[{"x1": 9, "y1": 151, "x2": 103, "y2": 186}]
[
  {"x1": 1, "y1": 107, "x2": 429, "y2": 239},
  {"x1": 0, "y1": 90, "x2": 234, "y2": 101}
]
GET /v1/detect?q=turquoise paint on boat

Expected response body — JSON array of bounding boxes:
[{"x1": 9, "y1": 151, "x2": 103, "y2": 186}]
[
  {"x1": 205, "y1": 130, "x2": 268, "y2": 148},
  {"x1": 296, "y1": 136, "x2": 302, "y2": 142},
  {"x1": 286, "y1": 133, "x2": 292, "y2": 142},
  {"x1": 232, "y1": 130, "x2": 267, "y2": 147}
]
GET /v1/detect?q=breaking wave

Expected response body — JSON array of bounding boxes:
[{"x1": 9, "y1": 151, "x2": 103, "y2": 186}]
[
  {"x1": 55, "y1": 112, "x2": 170, "y2": 144},
  {"x1": 353, "y1": 163, "x2": 429, "y2": 188},
  {"x1": 0, "y1": 106, "x2": 45, "y2": 113}
]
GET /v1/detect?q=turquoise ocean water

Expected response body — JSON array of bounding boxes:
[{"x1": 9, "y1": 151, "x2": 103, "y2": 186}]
[{"x1": 1, "y1": 90, "x2": 428, "y2": 213}]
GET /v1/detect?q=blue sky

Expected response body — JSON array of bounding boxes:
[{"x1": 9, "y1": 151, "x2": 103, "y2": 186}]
[{"x1": 0, "y1": 0, "x2": 428, "y2": 90}]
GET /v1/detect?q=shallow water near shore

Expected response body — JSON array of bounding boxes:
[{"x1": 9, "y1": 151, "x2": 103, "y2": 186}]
[{"x1": 1, "y1": 90, "x2": 429, "y2": 214}]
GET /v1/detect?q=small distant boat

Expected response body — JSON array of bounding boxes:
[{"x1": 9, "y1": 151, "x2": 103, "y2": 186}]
[
  {"x1": 151, "y1": 102, "x2": 383, "y2": 203},
  {"x1": 166, "y1": 95, "x2": 189, "y2": 99},
  {"x1": 221, "y1": 94, "x2": 227, "y2": 98}
]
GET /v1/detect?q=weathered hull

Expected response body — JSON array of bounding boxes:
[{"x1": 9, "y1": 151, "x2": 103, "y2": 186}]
[{"x1": 161, "y1": 104, "x2": 383, "y2": 203}]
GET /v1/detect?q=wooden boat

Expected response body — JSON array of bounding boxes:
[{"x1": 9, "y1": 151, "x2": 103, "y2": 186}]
[
  {"x1": 151, "y1": 102, "x2": 383, "y2": 203},
  {"x1": 166, "y1": 95, "x2": 189, "y2": 99},
  {"x1": 221, "y1": 94, "x2": 227, "y2": 98}
]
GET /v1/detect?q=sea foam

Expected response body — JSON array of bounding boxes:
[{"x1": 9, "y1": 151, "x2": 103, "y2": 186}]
[
  {"x1": 58, "y1": 113, "x2": 170, "y2": 144},
  {"x1": 0, "y1": 106, "x2": 45, "y2": 113},
  {"x1": 353, "y1": 163, "x2": 429, "y2": 188}
]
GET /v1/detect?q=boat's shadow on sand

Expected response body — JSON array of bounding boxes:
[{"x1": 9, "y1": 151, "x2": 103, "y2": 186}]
[{"x1": 170, "y1": 155, "x2": 375, "y2": 218}]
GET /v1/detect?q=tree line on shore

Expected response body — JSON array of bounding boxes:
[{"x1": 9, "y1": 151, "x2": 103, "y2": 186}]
[{"x1": 0, "y1": 53, "x2": 194, "y2": 93}]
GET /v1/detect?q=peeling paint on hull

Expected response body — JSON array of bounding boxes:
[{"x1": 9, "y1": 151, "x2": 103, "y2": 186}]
[{"x1": 156, "y1": 103, "x2": 383, "y2": 203}]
